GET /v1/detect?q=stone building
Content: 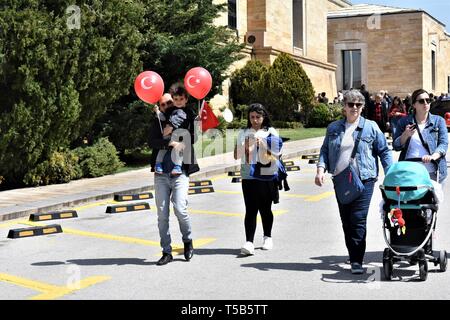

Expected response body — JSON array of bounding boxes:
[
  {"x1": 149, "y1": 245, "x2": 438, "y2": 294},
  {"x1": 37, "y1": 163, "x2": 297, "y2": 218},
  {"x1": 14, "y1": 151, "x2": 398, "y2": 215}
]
[
  {"x1": 328, "y1": 3, "x2": 450, "y2": 98},
  {"x1": 214, "y1": 0, "x2": 338, "y2": 103}
]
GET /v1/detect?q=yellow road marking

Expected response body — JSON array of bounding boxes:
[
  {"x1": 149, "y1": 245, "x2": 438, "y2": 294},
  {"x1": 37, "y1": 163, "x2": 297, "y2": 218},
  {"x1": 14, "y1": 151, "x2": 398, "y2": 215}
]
[
  {"x1": 0, "y1": 273, "x2": 110, "y2": 300},
  {"x1": 170, "y1": 238, "x2": 217, "y2": 256},
  {"x1": 214, "y1": 190, "x2": 242, "y2": 195},
  {"x1": 189, "y1": 209, "x2": 242, "y2": 217},
  {"x1": 208, "y1": 174, "x2": 229, "y2": 182},
  {"x1": 215, "y1": 189, "x2": 332, "y2": 202},
  {"x1": 17, "y1": 221, "x2": 215, "y2": 253},
  {"x1": 187, "y1": 209, "x2": 287, "y2": 217},
  {"x1": 304, "y1": 191, "x2": 335, "y2": 202},
  {"x1": 0, "y1": 219, "x2": 28, "y2": 229},
  {"x1": 73, "y1": 200, "x2": 117, "y2": 211},
  {"x1": 215, "y1": 190, "x2": 309, "y2": 199}
]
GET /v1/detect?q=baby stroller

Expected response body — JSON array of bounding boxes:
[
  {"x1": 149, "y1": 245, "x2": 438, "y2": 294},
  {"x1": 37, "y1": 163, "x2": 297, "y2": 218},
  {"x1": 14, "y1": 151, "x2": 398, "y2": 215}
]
[{"x1": 379, "y1": 160, "x2": 447, "y2": 281}]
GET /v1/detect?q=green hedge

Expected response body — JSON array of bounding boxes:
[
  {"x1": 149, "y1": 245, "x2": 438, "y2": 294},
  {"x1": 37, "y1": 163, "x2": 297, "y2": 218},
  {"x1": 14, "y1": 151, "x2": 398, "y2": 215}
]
[
  {"x1": 24, "y1": 151, "x2": 82, "y2": 186},
  {"x1": 73, "y1": 138, "x2": 124, "y2": 178}
]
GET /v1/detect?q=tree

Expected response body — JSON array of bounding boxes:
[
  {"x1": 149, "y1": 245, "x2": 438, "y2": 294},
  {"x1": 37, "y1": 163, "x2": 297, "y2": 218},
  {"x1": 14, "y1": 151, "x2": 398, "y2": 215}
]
[
  {"x1": 92, "y1": 0, "x2": 245, "y2": 154},
  {"x1": 229, "y1": 60, "x2": 267, "y2": 108},
  {"x1": 140, "y1": 0, "x2": 245, "y2": 96},
  {"x1": 229, "y1": 53, "x2": 315, "y2": 122},
  {"x1": 259, "y1": 53, "x2": 315, "y2": 121},
  {"x1": 0, "y1": 0, "x2": 145, "y2": 186}
]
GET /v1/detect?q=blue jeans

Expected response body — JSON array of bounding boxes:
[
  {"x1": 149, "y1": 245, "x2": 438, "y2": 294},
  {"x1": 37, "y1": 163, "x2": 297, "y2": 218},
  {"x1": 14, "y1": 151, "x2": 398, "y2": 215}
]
[
  {"x1": 154, "y1": 172, "x2": 191, "y2": 254},
  {"x1": 336, "y1": 179, "x2": 376, "y2": 264}
]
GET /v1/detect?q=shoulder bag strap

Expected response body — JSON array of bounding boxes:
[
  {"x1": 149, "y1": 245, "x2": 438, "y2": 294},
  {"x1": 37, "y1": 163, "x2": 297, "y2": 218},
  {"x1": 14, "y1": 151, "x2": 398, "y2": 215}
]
[
  {"x1": 413, "y1": 116, "x2": 432, "y2": 155},
  {"x1": 350, "y1": 117, "x2": 365, "y2": 161}
]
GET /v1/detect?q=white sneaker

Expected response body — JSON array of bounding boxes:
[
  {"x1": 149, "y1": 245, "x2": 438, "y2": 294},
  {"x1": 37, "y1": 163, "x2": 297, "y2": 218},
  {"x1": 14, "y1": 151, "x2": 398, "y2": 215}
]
[
  {"x1": 262, "y1": 236, "x2": 273, "y2": 250},
  {"x1": 241, "y1": 241, "x2": 255, "y2": 255}
]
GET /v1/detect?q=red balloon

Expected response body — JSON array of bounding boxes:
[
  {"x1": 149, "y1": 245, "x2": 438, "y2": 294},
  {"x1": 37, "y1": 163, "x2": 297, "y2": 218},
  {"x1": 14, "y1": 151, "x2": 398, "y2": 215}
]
[
  {"x1": 184, "y1": 67, "x2": 212, "y2": 100},
  {"x1": 134, "y1": 71, "x2": 164, "y2": 104}
]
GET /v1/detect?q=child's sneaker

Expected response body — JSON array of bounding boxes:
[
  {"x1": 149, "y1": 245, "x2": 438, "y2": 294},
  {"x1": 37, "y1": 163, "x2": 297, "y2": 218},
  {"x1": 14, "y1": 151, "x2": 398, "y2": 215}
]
[
  {"x1": 155, "y1": 163, "x2": 163, "y2": 174},
  {"x1": 171, "y1": 164, "x2": 182, "y2": 176}
]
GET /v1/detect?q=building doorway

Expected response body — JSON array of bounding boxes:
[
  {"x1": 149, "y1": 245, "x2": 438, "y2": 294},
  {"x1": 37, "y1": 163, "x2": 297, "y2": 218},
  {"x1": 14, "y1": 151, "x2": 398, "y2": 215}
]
[{"x1": 342, "y1": 50, "x2": 362, "y2": 90}]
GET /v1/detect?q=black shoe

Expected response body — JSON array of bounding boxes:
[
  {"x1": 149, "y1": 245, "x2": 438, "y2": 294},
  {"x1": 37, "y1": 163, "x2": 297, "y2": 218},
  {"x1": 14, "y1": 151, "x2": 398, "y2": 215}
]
[
  {"x1": 184, "y1": 240, "x2": 194, "y2": 261},
  {"x1": 156, "y1": 253, "x2": 173, "y2": 266}
]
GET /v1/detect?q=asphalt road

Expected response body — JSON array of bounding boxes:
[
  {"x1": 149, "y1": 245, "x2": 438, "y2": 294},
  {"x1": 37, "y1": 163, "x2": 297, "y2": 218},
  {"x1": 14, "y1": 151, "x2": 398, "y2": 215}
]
[{"x1": 1, "y1": 155, "x2": 450, "y2": 300}]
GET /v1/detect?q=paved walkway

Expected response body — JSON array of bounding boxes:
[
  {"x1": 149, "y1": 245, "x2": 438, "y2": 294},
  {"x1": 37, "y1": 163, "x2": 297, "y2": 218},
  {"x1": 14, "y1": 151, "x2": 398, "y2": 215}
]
[{"x1": 0, "y1": 137, "x2": 324, "y2": 221}]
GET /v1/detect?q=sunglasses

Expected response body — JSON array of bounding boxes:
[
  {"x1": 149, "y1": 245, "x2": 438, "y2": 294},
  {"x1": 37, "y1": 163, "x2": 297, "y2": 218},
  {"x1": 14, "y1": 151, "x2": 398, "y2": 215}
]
[
  {"x1": 415, "y1": 98, "x2": 431, "y2": 105},
  {"x1": 346, "y1": 102, "x2": 363, "y2": 108},
  {"x1": 160, "y1": 101, "x2": 173, "y2": 107}
]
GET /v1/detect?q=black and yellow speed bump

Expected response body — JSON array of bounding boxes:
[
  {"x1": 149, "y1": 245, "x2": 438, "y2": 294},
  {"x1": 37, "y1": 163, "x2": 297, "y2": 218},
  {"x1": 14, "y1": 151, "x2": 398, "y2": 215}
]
[
  {"x1": 114, "y1": 192, "x2": 153, "y2": 202},
  {"x1": 228, "y1": 171, "x2": 241, "y2": 177},
  {"x1": 106, "y1": 202, "x2": 150, "y2": 214},
  {"x1": 283, "y1": 161, "x2": 294, "y2": 166},
  {"x1": 286, "y1": 166, "x2": 301, "y2": 172},
  {"x1": 301, "y1": 154, "x2": 319, "y2": 160},
  {"x1": 308, "y1": 159, "x2": 319, "y2": 164},
  {"x1": 29, "y1": 210, "x2": 78, "y2": 222},
  {"x1": 188, "y1": 187, "x2": 215, "y2": 195},
  {"x1": 189, "y1": 180, "x2": 212, "y2": 187},
  {"x1": 231, "y1": 177, "x2": 241, "y2": 183},
  {"x1": 8, "y1": 224, "x2": 63, "y2": 239}
]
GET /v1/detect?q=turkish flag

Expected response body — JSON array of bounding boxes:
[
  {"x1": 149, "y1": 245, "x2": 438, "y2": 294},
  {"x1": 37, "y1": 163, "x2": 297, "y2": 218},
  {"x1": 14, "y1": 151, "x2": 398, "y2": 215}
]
[{"x1": 201, "y1": 101, "x2": 220, "y2": 132}]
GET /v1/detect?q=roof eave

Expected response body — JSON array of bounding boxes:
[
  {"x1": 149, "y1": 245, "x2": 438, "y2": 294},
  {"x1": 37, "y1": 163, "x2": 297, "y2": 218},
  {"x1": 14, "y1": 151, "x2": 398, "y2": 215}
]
[{"x1": 328, "y1": 10, "x2": 446, "y2": 29}]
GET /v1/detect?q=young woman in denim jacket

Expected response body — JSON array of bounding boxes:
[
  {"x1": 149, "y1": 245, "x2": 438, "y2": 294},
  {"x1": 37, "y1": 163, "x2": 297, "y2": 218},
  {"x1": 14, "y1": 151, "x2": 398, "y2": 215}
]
[
  {"x1": 315, "y1": 89, "x2": 393, "y2": 274},
  {"x1": 393, "y1": 89, "x2": 448, "y2": 185}
]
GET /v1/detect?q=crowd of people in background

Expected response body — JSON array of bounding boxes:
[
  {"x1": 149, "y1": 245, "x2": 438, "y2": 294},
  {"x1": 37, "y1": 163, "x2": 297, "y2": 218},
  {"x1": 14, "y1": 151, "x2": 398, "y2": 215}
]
[{"x1": 317, "y1": 85, "x2": 450, "y2": 138}]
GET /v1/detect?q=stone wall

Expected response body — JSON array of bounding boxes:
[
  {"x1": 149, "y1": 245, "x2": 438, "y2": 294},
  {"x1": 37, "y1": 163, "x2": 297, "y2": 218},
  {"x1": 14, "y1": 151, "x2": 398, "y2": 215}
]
[
  {"x1": 328, "y1": 12, "x2": 425, "y2": 97},
  {"x1": 422, "y1": 14, "x2": 450, "y2": 95}
]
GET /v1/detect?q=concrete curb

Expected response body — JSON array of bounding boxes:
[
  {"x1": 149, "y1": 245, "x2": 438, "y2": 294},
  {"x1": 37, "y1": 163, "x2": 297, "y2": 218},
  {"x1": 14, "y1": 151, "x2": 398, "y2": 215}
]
[{"x1": 0, "y1": 146, "x2": 320, "y2": 222}]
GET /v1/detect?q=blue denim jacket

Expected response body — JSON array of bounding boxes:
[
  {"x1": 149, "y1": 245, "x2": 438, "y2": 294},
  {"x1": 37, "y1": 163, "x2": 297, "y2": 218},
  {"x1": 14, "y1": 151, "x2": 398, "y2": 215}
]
[
  {"x1": 318, "y1": 117, "x2": 393, "y2": 180},
  {"x1": 393, "y1": 114, "x2": 448, "y2": 183}
]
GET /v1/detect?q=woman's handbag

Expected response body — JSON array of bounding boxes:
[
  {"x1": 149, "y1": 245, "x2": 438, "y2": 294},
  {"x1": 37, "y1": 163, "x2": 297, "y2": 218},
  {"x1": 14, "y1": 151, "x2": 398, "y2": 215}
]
[{"x1": 332, "y1": 118, "x2": 366, "y2": 204}]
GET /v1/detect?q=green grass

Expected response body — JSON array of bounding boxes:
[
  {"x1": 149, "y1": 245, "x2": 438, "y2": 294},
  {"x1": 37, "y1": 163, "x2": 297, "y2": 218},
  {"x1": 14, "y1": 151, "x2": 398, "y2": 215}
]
[
  {"x1": 118, "y1": 127, "x2": 326, "y2": 172},
  {"x1": 278, "y1": 127, "x2": 326, "y2": 141}
]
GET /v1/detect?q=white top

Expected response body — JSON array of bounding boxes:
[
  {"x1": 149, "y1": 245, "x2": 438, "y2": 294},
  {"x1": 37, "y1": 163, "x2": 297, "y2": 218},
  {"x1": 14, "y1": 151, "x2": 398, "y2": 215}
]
[
  {"x1": 237, "y1": 127, "x2": 279, "y2": 179},
  {"x1": 334, "y1": 120, "x2": 360, "y2": 176},
  {"x1": 405, "y1": 123, "x2": 436, "y2": 173}
]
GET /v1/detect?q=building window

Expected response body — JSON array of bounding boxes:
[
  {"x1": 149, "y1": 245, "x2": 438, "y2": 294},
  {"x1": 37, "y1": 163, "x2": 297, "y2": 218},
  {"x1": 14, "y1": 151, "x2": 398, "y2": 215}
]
[
  {"x1": 228, "y1": 0, "x2": 237, "y2": 30},
  {"x1": 342, "y1": 50, "x2": 362, "y2": 90},
  {"x1": 293, "y1": 0, "x2": 303, "y2": 48},
  {"x1": 431, "y1": 50, "x2": 436, "y2": 91}
]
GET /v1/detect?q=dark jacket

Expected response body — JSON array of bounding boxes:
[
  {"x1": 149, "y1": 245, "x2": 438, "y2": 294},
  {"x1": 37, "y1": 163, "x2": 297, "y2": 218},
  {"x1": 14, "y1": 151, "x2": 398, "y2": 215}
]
[{"x1": 148, "y1": 105, "x2": 200, "y2": 176}]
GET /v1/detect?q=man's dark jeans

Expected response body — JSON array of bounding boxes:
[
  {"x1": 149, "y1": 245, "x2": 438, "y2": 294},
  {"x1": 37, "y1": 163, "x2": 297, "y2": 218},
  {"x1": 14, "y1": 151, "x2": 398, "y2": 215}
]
[{"x1": 336, "y1": 178, "x2": 376, "y2": 264}]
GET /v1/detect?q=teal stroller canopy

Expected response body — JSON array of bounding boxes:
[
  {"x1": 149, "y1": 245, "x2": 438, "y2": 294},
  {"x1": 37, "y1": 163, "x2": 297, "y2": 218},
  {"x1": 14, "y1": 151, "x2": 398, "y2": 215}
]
[{"x1": 382, "y1": 162, "x2": 434, "y2": 202}]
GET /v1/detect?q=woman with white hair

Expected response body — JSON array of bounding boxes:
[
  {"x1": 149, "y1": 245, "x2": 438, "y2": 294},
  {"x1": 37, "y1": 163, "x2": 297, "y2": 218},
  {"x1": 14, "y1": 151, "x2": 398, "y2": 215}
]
[{"x1": 315, "y1": 89, "x2": 393, "y2": 274}]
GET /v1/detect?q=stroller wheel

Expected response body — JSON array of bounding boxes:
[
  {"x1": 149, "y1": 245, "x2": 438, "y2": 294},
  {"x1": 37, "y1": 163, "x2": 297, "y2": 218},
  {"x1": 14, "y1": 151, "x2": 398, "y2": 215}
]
[
  {"x1": 419, "y1": 260, "x2": 428, "y2": 281},
  {"x1": 383, "y1": 248, "x2": 393, "y2": 280},
  {"x1": 439, "y1": 250, "x2": 447, "y2": 272}
]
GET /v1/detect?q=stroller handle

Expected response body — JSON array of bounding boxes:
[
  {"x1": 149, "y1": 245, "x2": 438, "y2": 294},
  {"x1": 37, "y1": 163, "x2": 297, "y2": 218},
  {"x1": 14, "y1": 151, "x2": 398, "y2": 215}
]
[
  {"x1": 379, "y1": 185, "x2": 433, "y2": 191},
  {"x1": 402, "y1": 157, "x2": 438, "y2": 165},
  {"x1": 400, "y1": 157, "x2": 439, "y2": 182}
]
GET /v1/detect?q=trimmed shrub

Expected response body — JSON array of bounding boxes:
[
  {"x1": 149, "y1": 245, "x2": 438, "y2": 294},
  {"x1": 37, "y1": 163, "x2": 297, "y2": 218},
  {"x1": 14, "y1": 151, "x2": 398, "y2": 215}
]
[
  {"x1": 24, "y1": 151, "x2": 82, "y2": 186},
  {"x1": 229, "y1": 60, "x2": 267, "y2": 110},
  {"x1": 307, "y1": 103, "x2": 331, "y2": 127},
  {"x1": 329, "y1": 104, "x2": 345, "y2": 122},
  {"x1": 73, "y1": 138, "x2": 124, "y2": 178},
  {"x1": 229, "y1": 54, "x2": 315, "y2": 122},
  {"x1": 271, "y1": 121, "x2": 302, "y2": 129},
  {"x1": 259, "y1": 53, "x2": 315, "y2": 121}
]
